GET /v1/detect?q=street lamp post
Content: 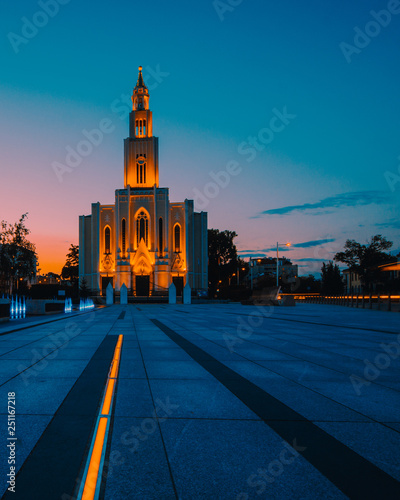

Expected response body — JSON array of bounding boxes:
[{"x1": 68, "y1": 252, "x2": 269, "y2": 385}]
[
  {"x1": 276, "y1": 242, "x2": 279, "y2": 288},
  {"x1": 250, "y1": 258, "x2": 262, "y2": 290}
]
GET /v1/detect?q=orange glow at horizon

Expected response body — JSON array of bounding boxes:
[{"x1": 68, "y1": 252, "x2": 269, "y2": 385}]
[{"x1": 31, "y1": 234, "x2": 78, "y2": 275}]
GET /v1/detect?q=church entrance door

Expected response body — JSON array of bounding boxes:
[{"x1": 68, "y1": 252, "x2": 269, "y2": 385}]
[
  {"x1": 102, "y1": 277, "x2": 113, "y2": 295},
  {"x1": 173, "y1": 277, "x2": 184, "y2": 297},
  {"x1": 136, "y1": 275, "x2": 150, "y2": 296}
]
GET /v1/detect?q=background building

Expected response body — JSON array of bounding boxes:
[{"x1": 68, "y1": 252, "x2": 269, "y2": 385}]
[
  {"x1": 248, "y1": 257, "x2": 298, "y2": 289},
  {"x1": 343, "y1": 261, "x2": 400, "y2": 294},
  {"x1": 79, "y1": 68, "x2": 208, "y2": 297}
]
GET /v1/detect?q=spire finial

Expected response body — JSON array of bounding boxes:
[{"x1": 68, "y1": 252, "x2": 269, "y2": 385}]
[{"x1": 136, "y1": 66, "x2": 146, "y2": 89}]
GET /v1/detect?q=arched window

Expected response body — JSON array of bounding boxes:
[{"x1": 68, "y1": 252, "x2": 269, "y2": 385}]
[
  {"x1": 121, "y1": 219, "x2": 126, "y2": 255},
  {"x1": 136, "y1": 161, "x2": 146, "y2": 184},
  {"x1": 104, "y1": 227, "x2": 111, "y2": 254},
  {"x1": 174, "y1": 224, "x2": 181, "y2": 253},
  {"x1": 158, "y1": 218, "x2": 163, "y2": 255},
  {"x1": 136, "y1": 211, "x2": 149, "y2": 247}
]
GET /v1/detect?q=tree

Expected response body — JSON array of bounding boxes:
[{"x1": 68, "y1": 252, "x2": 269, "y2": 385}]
[
  {"x1": 0, "y1": 213, "x2": 36, "y2": 294},
  {"x1": 334, "y1": 235, "x2": 395, "y2": 292},
  {"x1": 79, "y1": 277, "x2": 90, "y2": 298},
  {"x1": 208, "y1": 229, "x2": 245, "y2": 295},
  {"x1": 321, "y1": 261, "x2": 344, "y2": 295},
  {"x1": 61, "y1": 244, "x2": 79, "y2": 283},
  {"x1": 296, "y1": 275, "x2": 321, "y2": 293}
]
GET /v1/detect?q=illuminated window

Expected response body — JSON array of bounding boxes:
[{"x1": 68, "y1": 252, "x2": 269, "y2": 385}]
[
  {"x1": 105, "y1": 227, "x2": 111, "y2": 254},
  {"x1": 174, "y1": 224, "x2": 181, "y2": 252},
  {"x1": 136, "y1": 211, "x2": 149, "y2": 247},
  {"x1": 121, "y1": 219, "x2": 126, "y2": 255},
  {"x1": 159, "y1": 218, "x2": 163, "y2": 255},
  {"x1": 136, "y1": 161, "x2": 146, "y2": 184}
]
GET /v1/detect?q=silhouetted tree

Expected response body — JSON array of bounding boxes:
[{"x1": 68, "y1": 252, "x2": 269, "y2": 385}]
[
  {"x1": 208, "y1": 229, "x2": 245, "y2": 296},
  {"x1": 334, "y1": 235, "x2": 395, "y2": 292},
  {"x1": 321, "y1": 261, "x2": 344, "y2": 295},
  {"x1": 296, "y1": 275, "x2": 321, "y2": 293},
  {"x1": 79, "y1": 277, "x2": 89, "y2": 298},
  {"x1": 61, "y1": 244, "x2": 79, "y2": 283},
  {"x1": 0, "y1": 213, "x2": 36, "y2": 294}
]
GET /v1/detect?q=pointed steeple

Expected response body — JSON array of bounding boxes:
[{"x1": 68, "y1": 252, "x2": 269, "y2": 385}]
[
  {"x1": 132, "y1": 66, "x2": 149, "y2": 111},
  {"x1": 135, "y1": 66, "x2": 146, "y2": 89},
  {"x1": 126, "y1": 64, "x2": 157, "y2": 188}
]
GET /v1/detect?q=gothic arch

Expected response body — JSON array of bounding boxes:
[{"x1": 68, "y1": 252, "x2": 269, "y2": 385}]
[
  {"x1": 173, "y1": 223, "x2": 181, "y2": 253},
  {"x1": 134, "y1": 208, "x2": 151, "y2": 249},
  {"x1": 104, "y1": 225, "x2": 111, "y2": 254}
]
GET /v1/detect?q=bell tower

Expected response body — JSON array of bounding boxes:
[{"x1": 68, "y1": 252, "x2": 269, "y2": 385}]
[{"x1": 124, "y1": 66, "x2": 159, "y2": 188}]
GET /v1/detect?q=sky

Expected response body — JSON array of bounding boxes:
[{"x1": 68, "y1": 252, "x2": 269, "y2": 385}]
[{"x1": 0, "y1": 0, "x2": 399, "y2": 275}]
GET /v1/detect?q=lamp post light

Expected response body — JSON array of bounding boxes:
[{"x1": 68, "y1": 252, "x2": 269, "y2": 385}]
[
  {"x1": 250, "y1": 258, "x2": 262, "y2": 290},
  {"x1": 250, "y1": 258, "x2": 254, "y2": 290},
  {"x1": 276, "y1": 242, "x2": 291, "y2": 288}
]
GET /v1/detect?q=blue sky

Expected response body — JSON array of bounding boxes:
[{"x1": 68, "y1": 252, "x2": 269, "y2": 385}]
[{"x1": 0, "y1": 0, "x2": 399, "y2": 273}]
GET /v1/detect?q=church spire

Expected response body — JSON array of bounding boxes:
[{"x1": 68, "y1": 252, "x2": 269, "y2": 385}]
[
  {"x1": 136, "y1": 66, "x2": 146, "y2": 89},
  {"x1": 132, "y1": 66, "x2": 149, "y2": 111}
]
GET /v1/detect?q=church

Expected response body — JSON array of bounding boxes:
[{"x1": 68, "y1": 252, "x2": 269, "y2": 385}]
[{"x1": 79, "y1": 67, "x2": 208, "y2": 297}]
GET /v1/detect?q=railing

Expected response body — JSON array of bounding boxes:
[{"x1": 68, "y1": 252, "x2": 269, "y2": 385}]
[{"x1": 296, "y1": 294, "x2": 400, "y2": 311}]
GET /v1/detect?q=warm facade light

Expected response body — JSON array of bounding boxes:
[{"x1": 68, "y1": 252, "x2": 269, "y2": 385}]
[{"x1": 79, "y1": 67, "x2": 208, "y2": 297}]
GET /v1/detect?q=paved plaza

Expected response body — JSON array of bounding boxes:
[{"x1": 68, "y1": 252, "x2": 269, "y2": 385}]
[{"x1": 0, "y1": 303, "x2": 400, "y2": 499}]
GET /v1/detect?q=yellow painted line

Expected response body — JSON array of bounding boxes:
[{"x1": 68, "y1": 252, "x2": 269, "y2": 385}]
[
  {"x1": 101, "y1": 378, "x2": 116, "y2": 415},
  {"x1": 78, "y1": 334, "x2": 123, "y2": 500},
  {"x1": 81, "y1": 417, "x2": 108, "y2": 500}
]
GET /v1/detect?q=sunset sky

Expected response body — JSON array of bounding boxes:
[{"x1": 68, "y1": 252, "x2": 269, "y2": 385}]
[{"x1": 1, "y1": 0, "x2": 399, "y2": 275}]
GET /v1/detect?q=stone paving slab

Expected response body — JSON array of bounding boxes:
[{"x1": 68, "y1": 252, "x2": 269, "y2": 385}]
[{"x1": 0, "y1": 303, "x2": 399, "y2": 498}]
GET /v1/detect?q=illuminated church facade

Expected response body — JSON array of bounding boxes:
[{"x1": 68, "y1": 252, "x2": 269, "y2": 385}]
[{"x1": 79, "y1": 67, "x2": 208, "y2": 296}]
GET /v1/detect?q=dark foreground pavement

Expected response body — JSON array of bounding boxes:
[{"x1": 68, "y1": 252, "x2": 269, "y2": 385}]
[{"x1": 0, "y1": 303, "x2": 399, "y2": 499}]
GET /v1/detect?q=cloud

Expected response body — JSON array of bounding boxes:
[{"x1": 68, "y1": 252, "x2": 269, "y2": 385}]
[
  {"x1": 375, "y1": 219, "x2": 400, "y2": 229},
  {"x1": 237, "y1": 253, "x2": 267, "y2": 259},
  {"x1": 238, "y1": 239, "x2": 336, "y2": 258},
  {"x1": 257, "y1": 191, "x2": 392, "y2": 217},
  {"x1": 261, "y1": 238, "x2": 336, "y2": 252},
  {"x1": 292, "y1": 238, "x2": 336, "y2": 248},
  {"x1": 294, "y1": 258, "x2": 327, "y2": 262}
]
